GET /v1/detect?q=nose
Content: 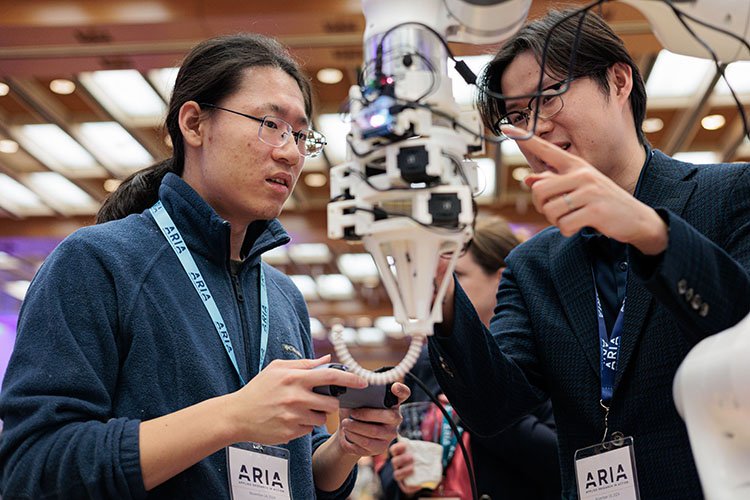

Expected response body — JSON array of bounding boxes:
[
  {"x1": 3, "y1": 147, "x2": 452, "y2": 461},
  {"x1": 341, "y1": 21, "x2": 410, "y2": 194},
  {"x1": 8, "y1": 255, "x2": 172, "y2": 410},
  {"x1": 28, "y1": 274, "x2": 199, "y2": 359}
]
[
  {"x1": 528, "y1": 113, "x2": 555, "y2": 137},
  {"x1": 271, "y1": 136, "x2": 302, "y2": 167}
]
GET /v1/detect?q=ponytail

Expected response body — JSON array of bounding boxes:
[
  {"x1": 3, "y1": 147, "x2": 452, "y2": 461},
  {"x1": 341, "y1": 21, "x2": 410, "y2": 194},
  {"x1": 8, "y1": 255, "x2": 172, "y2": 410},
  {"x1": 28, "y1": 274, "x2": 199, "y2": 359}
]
[{"x1": 95, "y1": 159, "x2": 176, "y2": 223}]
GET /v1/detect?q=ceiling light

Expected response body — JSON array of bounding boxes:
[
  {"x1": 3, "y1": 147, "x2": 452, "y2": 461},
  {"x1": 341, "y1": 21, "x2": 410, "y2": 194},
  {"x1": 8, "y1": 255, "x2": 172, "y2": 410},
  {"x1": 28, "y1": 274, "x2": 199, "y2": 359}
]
[
  {"x1": 338, "y1": 326, "x2": 358, "y2": 345},
  {"x1": 147, "y1": 67, "x2": 179, "y2": 100},
  {"x1": 4, "y1": 280, "x2": 31, "y2": 302},
  {"x1": 304, "y1": 172, "x2": 327, "y2": 188},
  {"x1": 316, "y1": 68, "x2": 344, "y2": 84},
  {"x1": 646, "y1": 50, "x2": 714, "y2": 99},
  {"x1": 262, "y1": 245, "x2": 291, "y2": 265},
  {"x1": 309, "y1": 317, "x2": 327, "y2": 340},
  {"x1": 357, "y1": 327, "x2": 386, "y2": 345},
  {"x1": 289, "y1": 275, "x2": 319, "y2": 301},
  {"x1": 288, "y1": 243, "x2": 332, "y2": 265},
  {"x1": 78, "y1": 122, "x2": 153, "y2": 175},
  {"x1": 25, "y1": 172, "x2": 99, "y2": 215},
  {"x1": 316, "y1": 274, "x2": 355, "y2": 300},
  {"x1": 0, "y1": 251, "x2": 22, "y2": 270},
  {"x1": 374, "y1": 315, "x2": 405, "y2": 338},
  {"x1": 337, "y1": 253, "x2": 379, "y2": 283},
  {"x1": 354, "y1": 316, "x2": 373, "y2": 328},
  {"x1": 701, "y1": 114, "x2": 726, "y2": 131},
  {"x1": 0, "y1": 174, "x2": 49, "y2": 215},
  {"x1": 16, "y1": 124, "x2": 103, "y2": 176},
  {"x1": 673, "y1": 151, "x2": 719, "y2": 164},
  {"x1": 103, "y1": 179, "x2": 122, "y2": 192},
  {"x1": 79, "y1": 70, "x2": 166, "y2": 126},
  {"x1": 317, "y1": 113, "x2": 351, "y2": 165},
  {"x1": 49, "y1": 79, "x2": 76, "y2": 95},
  {"x1": 512, "y1": 166, "x2": 530, "y2": 181},
  {"x1": 642, "y1": 117, "x2": 664, "y2": 133},
  {"x1": 0, "y1": 139, "x2": 19, "y2": 154},
  {"x1": 714, "y1": 61, "x2": 750, "y2": 95},
  {"x1": 0, "y1": 82, "x2": 9, "y2": 96}
]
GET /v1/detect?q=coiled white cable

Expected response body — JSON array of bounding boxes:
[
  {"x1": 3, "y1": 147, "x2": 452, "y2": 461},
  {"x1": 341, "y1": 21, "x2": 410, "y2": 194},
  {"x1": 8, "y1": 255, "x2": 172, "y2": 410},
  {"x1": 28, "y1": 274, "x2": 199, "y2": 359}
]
[{"x1": 330, "y1": 323, "x2": 426, "y2": 384}]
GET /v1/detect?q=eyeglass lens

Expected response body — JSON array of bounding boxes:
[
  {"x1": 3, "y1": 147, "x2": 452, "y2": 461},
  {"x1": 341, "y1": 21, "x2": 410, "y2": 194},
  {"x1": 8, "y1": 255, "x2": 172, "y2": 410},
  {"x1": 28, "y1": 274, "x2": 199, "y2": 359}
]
[{"x1": 259, "y1": 116, "x2": 325, "y2": 157}]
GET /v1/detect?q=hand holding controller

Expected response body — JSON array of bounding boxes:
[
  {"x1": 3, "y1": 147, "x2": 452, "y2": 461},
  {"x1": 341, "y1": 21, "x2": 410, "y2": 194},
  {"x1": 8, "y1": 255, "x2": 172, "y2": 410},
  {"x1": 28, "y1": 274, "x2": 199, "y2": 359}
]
[{"x1": 312, "y1": 363, "x2": 398, "y2": 409}]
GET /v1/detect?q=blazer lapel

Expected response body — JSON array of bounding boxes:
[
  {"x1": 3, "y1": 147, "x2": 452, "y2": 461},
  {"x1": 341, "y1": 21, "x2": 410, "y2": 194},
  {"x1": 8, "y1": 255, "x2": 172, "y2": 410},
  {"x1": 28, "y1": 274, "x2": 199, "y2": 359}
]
[
  {"x1": 550, "y1": 233, "x2": 600, "y2": 378},
  {"x1": 613, "y1": 151, "x2": 698, "y2": 391}
]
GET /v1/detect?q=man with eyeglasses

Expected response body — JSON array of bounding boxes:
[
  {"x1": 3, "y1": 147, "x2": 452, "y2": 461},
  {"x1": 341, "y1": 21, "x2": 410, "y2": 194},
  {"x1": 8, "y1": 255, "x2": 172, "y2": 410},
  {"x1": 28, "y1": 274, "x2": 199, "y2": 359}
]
[
  {"x1": 428, "y1": 9, "x2": 750, "y2": 500},
  {"x1": 0, "y1": 33, "x2": 409, "y2": 499}
]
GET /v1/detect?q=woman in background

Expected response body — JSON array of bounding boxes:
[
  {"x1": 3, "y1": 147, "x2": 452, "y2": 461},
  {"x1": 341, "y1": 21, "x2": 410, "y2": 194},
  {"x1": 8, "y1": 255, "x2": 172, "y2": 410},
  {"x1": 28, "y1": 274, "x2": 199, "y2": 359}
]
[{"x1": 378, "y1": 215, "x2": 560, "y2": 499}]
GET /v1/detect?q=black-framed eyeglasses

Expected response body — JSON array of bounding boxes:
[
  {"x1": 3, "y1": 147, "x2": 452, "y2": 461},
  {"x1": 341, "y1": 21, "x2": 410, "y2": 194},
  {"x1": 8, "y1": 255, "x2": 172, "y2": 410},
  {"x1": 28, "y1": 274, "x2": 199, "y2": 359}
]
[
  {"x1": 495, "y1": 79, "x2": 575, "y2": 132},
  {"x1": 199, "y1": 103, "x2": 327, "y2": 158}
]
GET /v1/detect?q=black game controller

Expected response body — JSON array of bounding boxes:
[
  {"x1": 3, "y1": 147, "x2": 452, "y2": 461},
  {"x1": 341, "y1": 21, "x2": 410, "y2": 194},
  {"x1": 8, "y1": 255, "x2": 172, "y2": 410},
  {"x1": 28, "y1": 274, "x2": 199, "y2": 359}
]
[{"x1": 312, "y1": 363, "x2": 398, "y2": 409}]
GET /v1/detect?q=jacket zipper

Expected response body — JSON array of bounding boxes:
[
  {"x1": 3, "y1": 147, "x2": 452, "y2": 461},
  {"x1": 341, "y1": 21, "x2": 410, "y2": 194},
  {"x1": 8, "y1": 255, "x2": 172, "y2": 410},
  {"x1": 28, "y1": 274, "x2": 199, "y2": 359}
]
[{"x1": 229, "y1": 269, "x2": 252, "y2": 381}]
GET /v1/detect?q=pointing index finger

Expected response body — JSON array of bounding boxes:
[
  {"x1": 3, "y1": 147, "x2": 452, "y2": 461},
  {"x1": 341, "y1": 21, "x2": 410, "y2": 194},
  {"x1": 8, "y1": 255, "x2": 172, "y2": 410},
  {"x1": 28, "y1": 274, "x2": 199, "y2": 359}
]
[{"x1": 500, "y1": 125, "x2": 586, "y2": 175}]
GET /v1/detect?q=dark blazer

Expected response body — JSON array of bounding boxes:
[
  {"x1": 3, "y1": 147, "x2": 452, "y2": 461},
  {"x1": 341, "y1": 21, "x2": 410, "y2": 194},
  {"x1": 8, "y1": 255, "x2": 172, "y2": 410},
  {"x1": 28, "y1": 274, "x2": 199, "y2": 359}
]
[
  {"x1": 378, "y1": 347, "x2": 560, "y2": 499},
  {"x1": 428, "y1": 151, "x2": 750, "y2": 499}
]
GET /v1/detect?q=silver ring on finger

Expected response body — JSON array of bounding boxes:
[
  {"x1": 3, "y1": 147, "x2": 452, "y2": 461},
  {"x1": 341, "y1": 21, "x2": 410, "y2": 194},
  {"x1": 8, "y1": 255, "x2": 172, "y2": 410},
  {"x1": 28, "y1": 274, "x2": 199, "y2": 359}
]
[{"x1": 562, "y1": 192, "x2": 574, "y2": 210}]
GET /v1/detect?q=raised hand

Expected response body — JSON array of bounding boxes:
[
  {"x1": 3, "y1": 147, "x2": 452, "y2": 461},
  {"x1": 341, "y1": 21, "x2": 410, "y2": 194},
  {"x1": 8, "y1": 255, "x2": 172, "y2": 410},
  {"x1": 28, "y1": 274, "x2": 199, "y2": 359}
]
[{"x1": 502, "y1": 125, "x2": 667, "y2": 255}]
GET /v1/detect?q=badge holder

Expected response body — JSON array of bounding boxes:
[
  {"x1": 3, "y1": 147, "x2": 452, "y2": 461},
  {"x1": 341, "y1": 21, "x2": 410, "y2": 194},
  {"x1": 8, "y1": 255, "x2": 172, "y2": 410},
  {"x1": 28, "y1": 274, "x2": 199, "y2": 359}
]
[
  {"x1": 574, "y1": 432, "x2": 641, "y2": 500},
  {"x1": 226, "y1": 442, "x2": 291, "y2": 500}
]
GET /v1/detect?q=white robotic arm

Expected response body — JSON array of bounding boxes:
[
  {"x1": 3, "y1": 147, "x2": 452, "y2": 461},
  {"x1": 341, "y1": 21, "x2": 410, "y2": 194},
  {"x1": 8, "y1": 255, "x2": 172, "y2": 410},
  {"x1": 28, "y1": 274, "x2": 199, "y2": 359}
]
[
  {"x1": 327, "y1": 0, "x2": 532, "y2": 384},
  {"x1": 623, "y1": 0, "x2": 750, "y2": 61}
]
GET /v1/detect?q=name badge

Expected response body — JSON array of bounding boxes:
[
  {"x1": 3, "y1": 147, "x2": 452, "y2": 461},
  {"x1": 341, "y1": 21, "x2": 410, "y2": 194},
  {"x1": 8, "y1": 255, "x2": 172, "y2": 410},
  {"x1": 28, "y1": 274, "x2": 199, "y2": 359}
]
[
  {"x1": 574, "y1": 434, "x2": 640, "y2": 500},
  {"x1": 226, "y1": 443, "x2": 291, "y2": 499}
]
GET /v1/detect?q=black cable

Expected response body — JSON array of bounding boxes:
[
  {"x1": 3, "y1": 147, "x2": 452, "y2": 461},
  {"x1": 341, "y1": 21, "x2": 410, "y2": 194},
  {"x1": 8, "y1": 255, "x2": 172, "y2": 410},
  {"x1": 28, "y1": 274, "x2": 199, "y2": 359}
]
[
  {"x1": 346, "y1": 206, "x2": 469, "y2": 235},
  {"x1": 361, "y1": 49, "x2": 439, "y2": 104},
  {"x1": 665, "y1": 0, "x2": 750, "y2": 142},
  {"x1": 404, "y1": 371, "x2": 478, "y2": 500},
  {"x1": 475, "y1": 0, "x2": 605, "y2": 104},
  {"x1": 524, "y1": 1, "x2": 599, "y2": 137},
  {"x1": 407, "y1": 101, "x2": 506, "y2": 144},
  {"x1": 374, "y1": 22, "x2": 459, "y2": 77}
]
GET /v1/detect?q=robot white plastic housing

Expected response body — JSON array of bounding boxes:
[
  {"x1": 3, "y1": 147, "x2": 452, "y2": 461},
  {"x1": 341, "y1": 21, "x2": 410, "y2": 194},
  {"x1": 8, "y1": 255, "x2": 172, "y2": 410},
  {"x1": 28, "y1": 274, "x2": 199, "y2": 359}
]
[
  {"x1": 622, "y1": 0, "x2": 750, "y2": 61},
  {"x1": 673, "y1": 313, "x2": 750, "y2": 500},
  {"x1": 327, "y1": 0, "x2": 531, "y2": 384}
]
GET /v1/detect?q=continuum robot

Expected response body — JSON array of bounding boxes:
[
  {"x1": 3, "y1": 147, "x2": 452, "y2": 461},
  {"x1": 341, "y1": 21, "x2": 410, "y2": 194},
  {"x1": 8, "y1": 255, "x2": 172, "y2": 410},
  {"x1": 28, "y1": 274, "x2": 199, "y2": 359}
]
[{"x1": 326, "y1": 1, "x2": 750, "y2": 498}]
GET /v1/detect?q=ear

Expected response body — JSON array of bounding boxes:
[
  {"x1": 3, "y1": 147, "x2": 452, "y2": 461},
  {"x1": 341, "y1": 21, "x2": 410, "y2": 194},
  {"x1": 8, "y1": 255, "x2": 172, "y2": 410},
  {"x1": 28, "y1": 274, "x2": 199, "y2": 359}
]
[
  {"x1": 492, "y1": 266, "x2": 504, "y2": 283},
  {"x1": 178, "y1": 101, "x2": 204, "y2": 148},
  {"x1": 609, "y1": 62, "x2": 633, "y2": 108}
]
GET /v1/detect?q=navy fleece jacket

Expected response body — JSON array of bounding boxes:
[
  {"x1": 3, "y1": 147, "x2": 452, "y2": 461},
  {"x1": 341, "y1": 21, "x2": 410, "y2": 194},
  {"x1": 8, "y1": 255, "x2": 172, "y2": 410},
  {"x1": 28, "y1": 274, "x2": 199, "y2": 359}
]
[{"x1": 0, "y1": 173, "x2": 355, "y2": 499}]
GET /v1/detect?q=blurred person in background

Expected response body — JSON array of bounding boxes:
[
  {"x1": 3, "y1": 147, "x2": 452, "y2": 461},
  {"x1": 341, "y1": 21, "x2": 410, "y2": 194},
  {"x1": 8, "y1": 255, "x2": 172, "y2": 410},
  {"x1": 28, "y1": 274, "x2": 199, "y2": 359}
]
[{"x1": 378, "y1": 215, "x2": 560, "y2": 499}]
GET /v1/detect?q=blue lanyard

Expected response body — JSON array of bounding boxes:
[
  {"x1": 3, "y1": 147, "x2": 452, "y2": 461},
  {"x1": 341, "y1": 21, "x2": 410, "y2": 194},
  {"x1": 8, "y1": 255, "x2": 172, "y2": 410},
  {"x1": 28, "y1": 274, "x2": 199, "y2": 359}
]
[
  {"x1": 149, "y1": 200, "x2": 269, "y2": 385},
  {"x1": 592, "y1": 270, "x2": 625, "y2": 406}
]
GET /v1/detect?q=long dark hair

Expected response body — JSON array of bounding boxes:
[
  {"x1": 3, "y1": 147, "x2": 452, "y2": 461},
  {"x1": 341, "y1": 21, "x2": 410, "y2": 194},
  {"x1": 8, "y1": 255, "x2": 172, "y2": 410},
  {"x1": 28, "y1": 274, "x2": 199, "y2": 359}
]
[
  {"x1": 476, "y1": 9, "x2": 647, "y2": 145},
  {"x1": 469, "y1": 215, "x2": 520, "y2": 275},
  {"x1": 96, "y1": 33, "x2": 313, "y2": 223}
]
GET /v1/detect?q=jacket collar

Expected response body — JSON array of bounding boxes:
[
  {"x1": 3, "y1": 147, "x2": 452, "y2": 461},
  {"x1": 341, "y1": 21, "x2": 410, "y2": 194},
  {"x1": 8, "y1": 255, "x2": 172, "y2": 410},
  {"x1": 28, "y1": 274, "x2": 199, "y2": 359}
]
[{"x1": 155, "y1": 173, "x2": 290, "y2": 265}]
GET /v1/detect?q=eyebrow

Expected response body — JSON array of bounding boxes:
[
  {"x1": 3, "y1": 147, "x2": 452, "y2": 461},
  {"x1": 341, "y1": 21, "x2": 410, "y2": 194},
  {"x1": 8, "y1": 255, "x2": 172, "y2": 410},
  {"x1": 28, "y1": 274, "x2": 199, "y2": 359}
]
[
  {"x1": 505, "y1": 79, "x2": 562, "y2": 112},
  {"x1": 260, "y1": 103, "x2": 309, "y2": 128}
]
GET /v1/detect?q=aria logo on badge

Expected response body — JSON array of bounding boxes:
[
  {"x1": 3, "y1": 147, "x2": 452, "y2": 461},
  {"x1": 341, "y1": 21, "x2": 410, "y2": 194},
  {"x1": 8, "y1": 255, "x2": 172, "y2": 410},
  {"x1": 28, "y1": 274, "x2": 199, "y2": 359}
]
[
  {"x1": 238, "y1": 464, "x2": 284, "y2": 489},
  {"x1": 585, "y1": 463, "x2": 629, "y2": 490}
]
